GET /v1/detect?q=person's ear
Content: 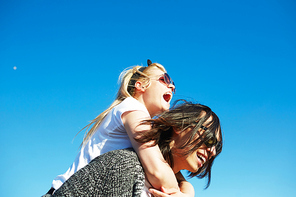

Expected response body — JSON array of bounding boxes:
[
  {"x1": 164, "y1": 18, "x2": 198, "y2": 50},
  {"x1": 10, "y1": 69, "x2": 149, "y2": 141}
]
[
  {"x1": 135, "y1": 81, "x2": 145, "y2": 92},
  {"x1": 173, "y1": 127, "x2": 182, "y2": 134}
]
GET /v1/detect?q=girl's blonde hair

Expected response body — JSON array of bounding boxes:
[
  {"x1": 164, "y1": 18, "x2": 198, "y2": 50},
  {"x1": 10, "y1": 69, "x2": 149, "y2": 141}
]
[{"x1": 80, "y1": 61, "x2": 166, "y2": 146}]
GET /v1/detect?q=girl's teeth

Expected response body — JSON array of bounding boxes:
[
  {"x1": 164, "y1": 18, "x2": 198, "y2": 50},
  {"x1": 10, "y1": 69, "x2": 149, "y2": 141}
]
[{"x1": 197, "y1": 155, "x2": 205, "y2": 163}]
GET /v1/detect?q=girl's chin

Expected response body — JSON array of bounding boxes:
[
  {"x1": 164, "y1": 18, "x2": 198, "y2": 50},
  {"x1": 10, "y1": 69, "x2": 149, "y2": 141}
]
[{"x1": 162, "y1": 101, "x2": 170, "y2": 110}]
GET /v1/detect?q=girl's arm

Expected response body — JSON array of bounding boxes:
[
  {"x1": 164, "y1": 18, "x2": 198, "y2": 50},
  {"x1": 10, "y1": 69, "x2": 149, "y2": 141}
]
[
  {"x1": 175, "y1": 172, "x2": 195, "y2": 196},
  {"x1": 122, "y1": 110, "x2": 180, "y2": 194},
  {"x1": 149, "y1": 173, "x2": 194, "y2": 197}
]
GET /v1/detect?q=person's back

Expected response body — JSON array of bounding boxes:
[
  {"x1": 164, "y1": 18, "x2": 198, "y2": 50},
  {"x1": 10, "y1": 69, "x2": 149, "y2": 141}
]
[
  {"x1": 53, "y1": 149, "x2": 146, "y2": 197},
  {"x1": 52, "y1": 97, "x2": 149, "y2": 189}
]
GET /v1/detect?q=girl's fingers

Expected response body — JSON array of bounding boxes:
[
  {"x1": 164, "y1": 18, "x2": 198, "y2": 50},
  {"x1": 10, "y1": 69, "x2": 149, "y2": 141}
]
[{"x1": 149, "y1": 188, "x2": 170, "y2": 197}]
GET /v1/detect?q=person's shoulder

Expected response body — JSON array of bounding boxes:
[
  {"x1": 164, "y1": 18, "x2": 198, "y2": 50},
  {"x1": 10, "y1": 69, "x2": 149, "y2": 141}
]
[
  {"x1": 121, "y1": 97, "x2": 139, "y2": 105},
  {"x1": 116, "y1": 97, "x2": 149, "y2": 115},
  {"x1": 91, "y1": 148, "x2": 139, "y2": 165}
]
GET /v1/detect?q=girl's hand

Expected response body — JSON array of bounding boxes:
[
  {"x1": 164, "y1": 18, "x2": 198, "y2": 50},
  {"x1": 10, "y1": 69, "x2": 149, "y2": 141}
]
[
  {"x1": 149, "y1": 188, "x2": 189, "y2": 197},
  {"x1": 149, "y1": 186, "x2": 194, "y2": 197}
]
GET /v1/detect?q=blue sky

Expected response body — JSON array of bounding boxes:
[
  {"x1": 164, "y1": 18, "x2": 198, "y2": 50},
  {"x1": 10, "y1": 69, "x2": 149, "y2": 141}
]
[{"x1": 1, "y1": 0, "x2": 295, "y2": 196}]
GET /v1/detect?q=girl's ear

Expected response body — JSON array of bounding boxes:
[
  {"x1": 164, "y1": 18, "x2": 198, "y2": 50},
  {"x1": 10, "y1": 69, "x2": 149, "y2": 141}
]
[
  {"x1": 173, "y1": 128, "x2": 182, "y2": 137},
  {"x1": 173, "y1": 127, "x2": 181, "y2": 134},
  {"x1": 135, "y1": 81, "x2": 145, "y2": 92},
  {"x1": 170, "y1": 128, "x2": 180, "y2": 149}
]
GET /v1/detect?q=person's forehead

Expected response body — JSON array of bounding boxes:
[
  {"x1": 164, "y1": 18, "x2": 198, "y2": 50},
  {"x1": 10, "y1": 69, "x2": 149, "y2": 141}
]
[
  {"x1": 204, "y1": 115, "x2": 212, "y2": 124},
  {"x1": 203, "y1": 115, "x2": 222, "y2": 141},
  {"x1": 216, "y1": 132, "x2": 222, "y2": 141},
  {"x1": 147, "y1": 67, "x2": 165, "y2": 76}
]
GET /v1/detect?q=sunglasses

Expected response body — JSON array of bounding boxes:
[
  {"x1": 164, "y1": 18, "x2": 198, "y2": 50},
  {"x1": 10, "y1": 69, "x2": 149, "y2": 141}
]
[
  {"x1": 158, "y1": 73, "x2": 176, "y2": 93},
  {"x1": 200, "y1": 125, "x2": 222, "y2": 153}
]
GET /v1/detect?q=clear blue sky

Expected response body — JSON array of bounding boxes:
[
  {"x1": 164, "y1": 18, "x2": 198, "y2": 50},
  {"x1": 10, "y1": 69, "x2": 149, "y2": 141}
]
[{"x1": 1, "y1": 0, "x2": 295, "y2": 196}]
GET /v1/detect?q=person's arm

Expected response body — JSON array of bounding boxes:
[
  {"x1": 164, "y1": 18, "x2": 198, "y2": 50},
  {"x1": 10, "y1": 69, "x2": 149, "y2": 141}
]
[
  {"x1": 148, "y1": 172, "x2": 194, "y2": 197},
  {"x1": 175, "y1": 172, "x2": 195, "y2": 196},
  {"x1": 122, "y1": 110, "x2": 180, "y2": 194}
]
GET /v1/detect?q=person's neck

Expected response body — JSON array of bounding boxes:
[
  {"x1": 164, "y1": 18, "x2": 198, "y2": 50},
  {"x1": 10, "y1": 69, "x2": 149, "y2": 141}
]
[{"x1": 133, "y1": 95, "x2": 156, "y2": 117}]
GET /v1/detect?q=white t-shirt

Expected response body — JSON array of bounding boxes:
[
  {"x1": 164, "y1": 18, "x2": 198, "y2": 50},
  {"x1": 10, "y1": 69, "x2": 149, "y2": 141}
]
[
  {"x1": 142, "y1": 180, "x2": 153, "y2": 197},
  {"x1": 52, "y1": 97, "x2": 150, "y2": 190}
]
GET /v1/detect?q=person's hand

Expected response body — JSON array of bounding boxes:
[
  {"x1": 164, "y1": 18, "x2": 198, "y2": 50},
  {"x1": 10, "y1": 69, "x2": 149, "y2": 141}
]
[{"x1": 149, "y1": 187, "x2": 194, "y2": 197}]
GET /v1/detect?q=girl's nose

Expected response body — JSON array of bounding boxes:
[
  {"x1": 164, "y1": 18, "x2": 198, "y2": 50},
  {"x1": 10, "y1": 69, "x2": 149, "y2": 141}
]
[
  {"x1": 207, "y1": 146, "x2": 216, "y2": 159},
  {"x1": 168, "y1": 83, "x2": 175, "y2": 93}
]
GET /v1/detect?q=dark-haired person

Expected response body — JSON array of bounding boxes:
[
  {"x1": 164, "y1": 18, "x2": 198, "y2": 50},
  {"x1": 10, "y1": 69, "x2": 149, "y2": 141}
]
[{"x1": 51, "y1": 101, "x2": 223, "y2": 197}]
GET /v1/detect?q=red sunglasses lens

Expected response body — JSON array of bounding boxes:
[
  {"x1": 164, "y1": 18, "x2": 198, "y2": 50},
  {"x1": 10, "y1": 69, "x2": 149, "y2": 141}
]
[
  {"x1": 164, "y1": 74, "x2": 170, "y2": 84},
  {"x1": 164, "y1": 73, "x2": 176, "y2": 93}
]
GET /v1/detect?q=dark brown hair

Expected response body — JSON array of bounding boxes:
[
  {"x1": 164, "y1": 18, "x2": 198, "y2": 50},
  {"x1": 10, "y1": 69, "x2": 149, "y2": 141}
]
[{"x1": 136, "y1": 100, "x2": 223, "y2": 188}]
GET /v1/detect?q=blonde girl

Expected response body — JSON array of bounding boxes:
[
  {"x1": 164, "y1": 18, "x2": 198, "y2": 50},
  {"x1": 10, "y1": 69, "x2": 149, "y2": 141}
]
[{"x1": 47, "y1": 60, "x2": 193, "y2": 196}]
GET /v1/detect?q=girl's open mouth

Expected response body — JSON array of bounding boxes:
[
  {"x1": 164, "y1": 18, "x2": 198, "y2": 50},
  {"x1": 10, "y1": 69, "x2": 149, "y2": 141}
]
[{"x1": 163, "y1": 93, "x2": 172, "y2": 103}]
